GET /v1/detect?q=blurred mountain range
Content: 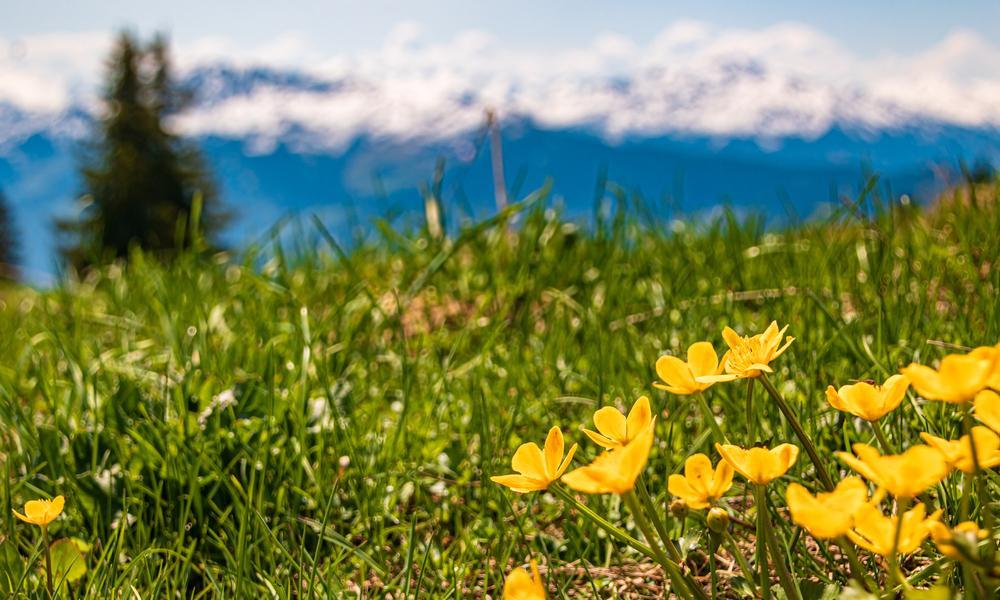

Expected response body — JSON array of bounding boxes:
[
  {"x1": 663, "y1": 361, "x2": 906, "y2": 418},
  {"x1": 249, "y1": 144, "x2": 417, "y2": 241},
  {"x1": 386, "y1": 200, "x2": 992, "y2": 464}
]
[{"x1": 2, "y1": 60, "x2": 999, "y2": 281}]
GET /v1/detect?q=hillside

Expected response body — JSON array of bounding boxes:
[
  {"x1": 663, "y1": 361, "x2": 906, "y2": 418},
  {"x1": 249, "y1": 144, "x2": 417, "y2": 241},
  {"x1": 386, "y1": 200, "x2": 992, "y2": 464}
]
[{"x1": 1, "y1": 180, "x2": 997, "y2": 596}]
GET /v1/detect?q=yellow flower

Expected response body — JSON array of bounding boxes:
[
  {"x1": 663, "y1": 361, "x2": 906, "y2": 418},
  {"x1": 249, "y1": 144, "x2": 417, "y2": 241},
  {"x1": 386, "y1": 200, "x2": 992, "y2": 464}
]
[
  {"x1": 503, "y1": 560, "x2": 545, "y2": 600},
  {"x1": 13, "y1": 495, "x2": 65, "y2": 527},
  {"x1": 920, "y1": 426, "x2": 1000, "y2": 474},
  {"x1": 974, "y1": 389, "x2": 1000, "y2": 433},
  {"x1": 825, "y1": 375, "x2": 909, "y2": 421},
  {"x1": 583, "y1": 396, "x2": 652, "y2": 449},
  {"x1": 492, "y1": 427, "x2": 578, "y2": 493},
  {"x1": 901, "y1": 346, "x2": 999, "y2": 403},
  {"x1": 785, "y1": 477, "x2": 868, "y2": 539},
  {"x1": 836, "y1": 443, "x2": 949, "y2": 499},
  {"x1": 848, "y1": 501, "x2": 942, "y2": 556},
  {"x1": 700, "y1": 321, "x2": 795, "y2": 382},
  {"x1": 667, "y1": 453, "x2": 734, "y2": 509},
  {"x1": 654, "y1": 342, "x2": 723, "y2": 394},
  {"x1": 930, "y1": 521, "x2": 990, "y2": 560},
  {"x1": 562, "y1": 418, "x2": 655, "y2": 494},
  {"x1": 715, "y1": 443, "x2": 799, "y2": 485}
]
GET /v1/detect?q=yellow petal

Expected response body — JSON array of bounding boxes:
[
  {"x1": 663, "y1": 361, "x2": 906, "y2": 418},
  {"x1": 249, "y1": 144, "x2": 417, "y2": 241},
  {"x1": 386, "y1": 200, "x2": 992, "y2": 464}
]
[
  {"x1": 715, "y1": 444, "x2": 745, "y2": 480},
  {"x1": 921, "y1": 426, "x2": 1000, "y2": 473},
  {"x1": 902, "y1": 348, "x2": 997, "y2": 403},
  {"x1": 716, "y1": 443, "x2": 797, "y2": 485},
  {"x1": 592, "y1": 406, "x2": 627, "y2": 443},
  {"x1": 667, "y1": 474, "x2": 708, "y2": 509},
  {"x1": 761, "y1": 321, "x2": 782, "y2": 345},
  {"x1": 655, "y1": 355, "x2": 697, "y2": 394},
  {"x1": 843, "y1": 382, "x2": 882, "y2": 420},
  {"x1": 839, "y1": 443, "x2": 949, "y2": 498},
  {"x1": 555, "y1": 444, "x2": 578, "y2": 479},
  {"x1": 543, "y1": 427, "x2": 564, "y2": 480},
  {"x1": 834, "y1": 477, "x2": 869, "y2": 510},
  {"x1": 696, "y1": 374, "x2": 740, "y2": 383},
  {"x1": 626, "y1": 396, "x2": 652, "y2": 438},
  {"x1": 653, "y1": 382, "x2": 698, "y2": 394},
  {"x1": 504, "y1": 561, "x2": 545, "y2": 600},
  {"x1": 561, "y1": 461, "x2": 617, "y2": 494},
  {"x1": 786, "y1": 483, "x2": 829, "y2": 536},
  {"x1": 974, "y1": 390, "x2": 1000, "y2": 433},
  {"x1": 21, "y1": 497, "x2": 63, "y2": 526},
  {"x1": 881, "y1": 374, "x2": 910, "y2": 413},
  {"x1": 721, "y1": 327, "x2": 743, "y2": 349},
  {"x1": 901, "y1": 363, "x2": 952, "y2": 402},
  {"x1": 686, "y1": 342, "x2": 720, "y2": 378},
  {"x1": 614, "y1": 418, "x2": 655, "y2": 489},
  {"x1": 563, "y1": 417, "x2": 655, "y2": 494},
  {"x1": 786, "y1": 477, "x2": 867, "y2": 539},
  {"x1": 830, "y1": 375, "x2": 911, "y2": 422},
  {"x1": 771, "y1": 335, "x2": 794, "y2": 359},
  {"x1": 511, "y1": 443, "x2": 547, "y2": 481},
  {"x1": 768, "y1": 444, "x2": 799, "y2": 481},
  {"x1": 47, "y1": 496, "x2": 65, "y2": 522},
  {"x1": 825, "y1": 385, "x2": 848, "y2": 413},
  {"x1": 582, "y1": 429, "x2": 619, "y2": 449},
  {"x1": 683, "y1": 453, "x2": 714, "y2": 496},
  {"x1": 491, "y1": 474, "x2": 547, "y2": 493},
  {"x1": 847, "y1": 529, "x2": 882, "y2": 555},
  {"x1": 24, "y1": 499, "x2": 49, "y2": 521},
  {"x1": 711, "y1": 460, "x2": 735, "y2": 498},
  {"x1": 939, "y1": 351, "x2": 996, "y2": 395},
  {"x1": 835, "y1": 450, "x2": 881, "y2": 485}
]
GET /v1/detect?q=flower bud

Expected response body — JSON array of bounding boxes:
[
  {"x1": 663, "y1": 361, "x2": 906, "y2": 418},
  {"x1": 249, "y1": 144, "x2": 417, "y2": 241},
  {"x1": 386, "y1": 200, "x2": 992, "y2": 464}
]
[
  {"x1": 707, "y1": 507, "x2": 730, "y2": 533},
  {"x1": 669, "y1": 498, "x2": 688, "y2": 519}
]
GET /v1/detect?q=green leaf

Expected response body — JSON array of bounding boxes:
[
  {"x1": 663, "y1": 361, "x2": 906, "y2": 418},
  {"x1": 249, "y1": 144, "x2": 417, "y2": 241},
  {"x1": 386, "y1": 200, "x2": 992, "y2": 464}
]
[
  {"x1": 801, "y1": 582, "x2": 841, "y2": 600},
  {"x1": 48, "y1": 538, "x2": 87, "y2": 585},
  {"x1": 0, "y1": 536, "x2": 24, "y2": 593}
]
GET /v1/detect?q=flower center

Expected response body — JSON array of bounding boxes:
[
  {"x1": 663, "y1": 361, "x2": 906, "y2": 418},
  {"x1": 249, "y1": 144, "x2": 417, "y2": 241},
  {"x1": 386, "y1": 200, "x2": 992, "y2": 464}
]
[{"x1": 727, "y1": 336, "x2": 769, "y2": 372}]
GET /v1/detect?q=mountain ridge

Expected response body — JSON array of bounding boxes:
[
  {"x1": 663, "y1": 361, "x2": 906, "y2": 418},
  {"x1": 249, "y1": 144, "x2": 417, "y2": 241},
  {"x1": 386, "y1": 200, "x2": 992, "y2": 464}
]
[{"x1": 1, "y1": 60, "x2": 998, "y2": 282}]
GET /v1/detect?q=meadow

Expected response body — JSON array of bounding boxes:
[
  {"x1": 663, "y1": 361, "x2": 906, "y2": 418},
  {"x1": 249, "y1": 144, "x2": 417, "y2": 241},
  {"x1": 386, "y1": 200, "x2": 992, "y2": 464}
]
[{"x1": 1, "y1": 178, "x2": 998, "y2": 598}]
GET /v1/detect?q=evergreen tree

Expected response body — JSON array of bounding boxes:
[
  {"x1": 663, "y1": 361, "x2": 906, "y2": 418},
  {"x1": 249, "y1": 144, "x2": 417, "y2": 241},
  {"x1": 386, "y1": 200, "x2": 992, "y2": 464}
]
[
  {"x1": 0, "y1": 187, "x2": 17, "y2": 280},
  {"x1": 59, "y1": 32, "x2": 225, "y2": 267}
]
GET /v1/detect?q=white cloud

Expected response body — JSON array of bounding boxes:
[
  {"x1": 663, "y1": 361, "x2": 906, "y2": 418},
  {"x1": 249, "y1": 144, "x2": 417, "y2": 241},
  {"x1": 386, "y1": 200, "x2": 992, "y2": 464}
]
[
  {"x1": 0, "y1": 32, "x2": 110, "y2": 112},
  {"x1": 2, "y1": 21, "x2": 999, "y2": 152}
]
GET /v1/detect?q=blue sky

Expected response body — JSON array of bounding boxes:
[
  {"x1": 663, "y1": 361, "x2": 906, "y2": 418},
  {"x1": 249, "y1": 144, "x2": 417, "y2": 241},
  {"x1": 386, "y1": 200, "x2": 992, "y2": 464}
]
[
  {"x1": 4, "y1": 0, "x2": 999, "y2": 56},
  {"x1": 2, "y1": 1, "x2": 999, "y2": 137}
]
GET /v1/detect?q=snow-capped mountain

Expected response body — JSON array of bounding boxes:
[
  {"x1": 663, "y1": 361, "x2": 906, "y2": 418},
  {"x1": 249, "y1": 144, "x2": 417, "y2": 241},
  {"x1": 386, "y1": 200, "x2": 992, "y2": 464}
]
[
  {"x1": 168, "y1": 58, "x2": 995, "y2": 157},
  {"x1": 1, "y1": 43, "x2": 999, "y2": 281}
]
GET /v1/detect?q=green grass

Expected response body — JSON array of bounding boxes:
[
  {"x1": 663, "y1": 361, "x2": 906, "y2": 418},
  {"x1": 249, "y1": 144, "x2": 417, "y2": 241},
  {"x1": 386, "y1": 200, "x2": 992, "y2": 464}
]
[{"x1": 1, "y1": 179, "x2": 998, "y2": 598}]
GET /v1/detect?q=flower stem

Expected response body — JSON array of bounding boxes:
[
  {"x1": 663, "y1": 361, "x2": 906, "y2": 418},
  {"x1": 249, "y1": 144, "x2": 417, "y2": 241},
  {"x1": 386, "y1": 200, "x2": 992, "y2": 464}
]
[
  {"x1": 709, "y1": 534, "x2": 719, "y2": 600},
  {"x1": 962, "y1": 409, "x2": 994, "y2": 560},
  {"x1": 756, "y1": 484, "x2": 802, "y2": 600},
  {"x1": 42, "y1": 525, "x2": 54, "y2": 598},
  {"x1": 623, "y1": 491, "x2": 700, "y2": 600},
  {"x1": 886, "y1": 496, "x2": 912, "y2": 597},
  {"x1": 957, "y1": 469, "x2": 976, "y2": 593},
  {"x1": 745, "y1": 378, "x2": 756, "y2": 444},
  {"x1": 753, "y1": 485, "x2": 772, "y2": 599},
  {"x1": 870, "y1": 418, "x2": 896, "y2": 454},
  {"x1": 637, "y1": 477, "x2": 684, "y2": 563},
  {"x1": 837, "y1": 537, "x2": 876, "y2": 592},
  {"x1": 550, "y1": 485, "x2": 655, "y2": 560},
  {"x1": 759, "y1": 373, "x2": 835, "y2": 491},
  {"x1": 722, "y1": 529, "x2": 759, "y2": 596},
  {"x1": 696, "y1": 392, "x2": 728, "y2": 445}
]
